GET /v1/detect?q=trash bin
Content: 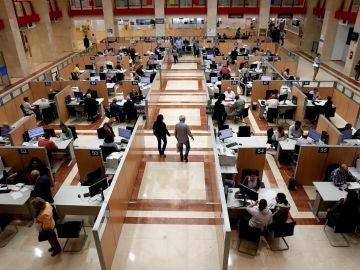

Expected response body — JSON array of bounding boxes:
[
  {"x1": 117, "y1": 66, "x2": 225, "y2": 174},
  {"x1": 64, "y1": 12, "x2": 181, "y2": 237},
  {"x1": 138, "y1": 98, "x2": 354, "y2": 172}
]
[{"x1": 252, "y1": 102, "x2": 257, "y2": 111}]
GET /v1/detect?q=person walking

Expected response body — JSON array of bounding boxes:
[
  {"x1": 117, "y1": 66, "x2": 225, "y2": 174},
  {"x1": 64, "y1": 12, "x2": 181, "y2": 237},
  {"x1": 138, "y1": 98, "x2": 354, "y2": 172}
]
[
  {"x1": 174, "y1": 115, "x2": 194, "y2": 162},
  {"x1": 172, "y1": 46, "x2": 179, "y2": 64},
  {"x1": 83, "y1": 35, "x2": 90, "y2": 50},
  {"x1": 354, "y1": 60, "x2": 360, "y2": 81},
  {"x1": 152, "y1": 114, "x2": 170, "y2": 157},
  {"x1": 31, "y1": 197, "x2": 61, "y2": 256},
  {"x1": 312, "y1": 53, "x2": 321, "y2": 81}
]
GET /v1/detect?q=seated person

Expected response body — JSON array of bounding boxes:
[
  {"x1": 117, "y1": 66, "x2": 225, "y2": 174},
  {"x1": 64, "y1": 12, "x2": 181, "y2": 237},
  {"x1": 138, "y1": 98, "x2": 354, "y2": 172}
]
[
  {"x1": 109, "y1": 98, "x2": 122, "y2": 119},
  {"x1": 309, "y1": 88, "x2": 320, "y2": 100},
  {"x1": 266, "y1": 95, "x2": 279, "y2": 123},
  {"x1": 123, "y1": 98, "x2": 137, "y2": 122},
  {"x1": 288, "y1": 121, "x2": 303, "y2": 139},
  {"x1": 38, "y1": 133, "x2": 58, "y2": 153},
  {"x1": 22, "y1": 97, "x2": 35, "y2": 115},
  {"x1": 80, "y1": 94, "x2": 99, "y2": 121},
  {"x1": 271, "y1": 193, "x2": 291, "y2": 224},
  {"x1": 227, "y1": 95, "x2": 245, "y2": 116},
  {"x1": 72, "y1": 64, "x2": 80, "y2": 76},
  {"x1": 115, "y1": 64, "x2": 124, "y2": 72},
  {"x1": 338, "y1": 123, "x2": 352, "y2": 133},
  {"x1": 230, "y1": 48, "x2": 238, "y2": 63},
  {"x1": 269, "y1": 126, "x2": 287, "y2": 149},
  {"x1": 245, "y1": 199, "x2": 273, "y2": 231},
  {"x1": 59, "y1": 123, "x2": 73, "y2": 140},
  {"x1": 323, "y1": 96, "x2": 333, "y2": 118},
  {"x1": 135, "y1": 64, "x2": 145, "y2": 77},
  {"x1": 102, "y1": 122, "x2": 115, "y2": 137},
  {"x1": 212, "y1": 99, "x2": 227, "y2": 126},
  {"x1": 220, "y1": 65, "x2": 230, "y2": 78},
  {"x1": 243, "y1": 170, "x2": 261, "y2": 190},
  {"x1": 102, "y1": 134, "x2": 119, "y2": 151},
  {"x1": 224, "y1": 87, "x2": 236, "y2": 100},
  {"x1": 25, "y1": 157, "x2": 50, "y2": 178},
  {"x1": 282, "y1": 68, "x2": 290, "y2": 80},
  {"x1": 325, "y1": 190, "x2": 360, "y2": 229},
  {"x1": 330, "y1": 163, "x2": 359, "y2": 187}
]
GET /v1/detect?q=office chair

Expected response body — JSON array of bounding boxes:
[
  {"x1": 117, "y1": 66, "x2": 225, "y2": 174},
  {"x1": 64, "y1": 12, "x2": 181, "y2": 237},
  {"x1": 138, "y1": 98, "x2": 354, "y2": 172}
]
[
  {"x1": 100, "y1": 146, "x2": 119, "y2": 162},
  {"x1": 266, "y1": 128, "x2": 274, "y2": 144},
  {"x1": 237, "y1": 221, "x2": 262, "y2": 256},
  {"x1": 305, "y1": 93, "x2": 313, "y2": 100},
  {"x1": 44, "y1": 128, "x2": 56, "y2": 137},
  {"x1": 325, "y1": 107, "x2": 336, "y2": 119},
  {"x1": 68, "y1": 126, "x2": 78, "y2": 140},
  {"x1": 150, "y1": 72, "x2": 157, "y2": 83},
  {"x1": 278, "y1": 109, "x2": 295, "y2": 124},
  {"x1": 91, "y1": 90, "x2": 98, "y2": 99},
  {"x1": 266, "y1": 108, "x2": 279, "y2": 123},
  {"x1": 218, "y1": 125, "x2": 229, "y2": 131},
  {"x1": 235, "y1": 107, "x2": 250, "y2": 123},
  {"x1": 0, "y1": 214, "x2": 18, "y2": 247},
  {"x1": 237, "y1": 125, "x2": 251, "y2": 137},
  {"x1": 265, "y1": 218, "x2": 296, "y2": 251},
  {"x1": 56, "y1": 220, "x2": 87, "y2": 252},
  {"x1": 116, "y1": 72, "x2": 124, "y2": 82},
  {"x1": 41, "y1": 107, "x2": 55, "y2": 125}
]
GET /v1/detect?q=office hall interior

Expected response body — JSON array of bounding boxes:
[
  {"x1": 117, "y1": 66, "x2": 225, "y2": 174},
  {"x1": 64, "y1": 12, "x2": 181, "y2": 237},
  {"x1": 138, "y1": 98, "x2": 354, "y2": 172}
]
[{"x1": 0, "y1": 0, "x2": 360, "y2": 269}]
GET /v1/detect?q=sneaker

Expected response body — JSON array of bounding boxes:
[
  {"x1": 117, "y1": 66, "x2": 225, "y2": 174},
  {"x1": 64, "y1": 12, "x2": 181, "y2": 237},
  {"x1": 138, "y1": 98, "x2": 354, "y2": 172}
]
[
  {"x1": 48, "y1": 248, "x2": 54, "y2": 252},
  {"x1": 180, "y1": 157, "x2": 183, "y2": 161},
  {"x1": 184, "y1": 158, "x2": 188, "y2": 162},
  {"x1": 51, "y1": 250, "x2": 61, "y2": 256}
]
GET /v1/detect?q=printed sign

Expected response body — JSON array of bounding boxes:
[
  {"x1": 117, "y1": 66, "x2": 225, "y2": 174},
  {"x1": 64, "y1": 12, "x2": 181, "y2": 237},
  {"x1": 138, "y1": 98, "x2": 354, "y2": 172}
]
[
  {"x1": 256, "y1": 148, "x2": 266, "y2": 155},
  {"x1": 90, "y1": 150, "x2": 100, "y2": 157},
  {"x1": 303, "y1": 81, "x2": 310, "y2": 85},
  {"x1": 18, "y1": 148, "x2": 29, "y2": 155},
  {"x1": 263, "y1": 81, "x2": 269, "y2": 85},
  {"x1": 318, "y1": 147, "x2": 329, "y2": 154},
  {"x1": 90, "y1": 81, "x2": 97, "y2": 85}
]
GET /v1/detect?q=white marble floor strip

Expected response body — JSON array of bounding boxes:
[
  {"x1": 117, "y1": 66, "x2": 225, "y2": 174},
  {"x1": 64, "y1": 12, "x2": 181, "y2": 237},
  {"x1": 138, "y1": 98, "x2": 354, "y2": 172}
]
[
  {"x1": 63, "y1": 164, "x2": 78, "y2": 185},
  {"x1": 126, "y1": 211, "x2": 216, "y2": 218}
]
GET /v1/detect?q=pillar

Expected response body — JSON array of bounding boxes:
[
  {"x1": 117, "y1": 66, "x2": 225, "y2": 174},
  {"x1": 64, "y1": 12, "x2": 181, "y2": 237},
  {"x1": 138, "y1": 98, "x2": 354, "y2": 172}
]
[
  {"x1": 316, "y1": 0, "x2": 339, "y2": 60},
  {"x1": 0, "y1": 0, "x2": 28, "y2": 77},
  {"x1": 103, "y1": 0, "x2": 118, "y2": 37},
  {"x1": 258, "y1": 0, "x2": 270, "y2": 36},
  {"x1": 206, "y1": 0, "x2": 217, "y2": 37},
  {"x1": 154, "y1": 0, "x2": 165, "y2": 36},
  {"x1": 52, "y1": 0, "x2": 76, "y2": 52},
  {"x1": 343, "y1": 12, "x2": 360, "y2": 78},
  {"x1": 300, "y1": 0, "x2": 323, "y2": 52},
  {"x1": 28, "y1": 0, "x2": 58, "y2": 62}
]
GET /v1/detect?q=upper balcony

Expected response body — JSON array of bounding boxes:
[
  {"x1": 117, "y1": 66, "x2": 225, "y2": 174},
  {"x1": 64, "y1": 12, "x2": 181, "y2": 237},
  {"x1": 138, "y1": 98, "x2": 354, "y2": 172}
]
[
  {"x1": 270, "y1": 0, "x2": 307, "y2": 14},
  {"x1": 217, "y1": 0, "x2": 260, "y2": 14},
  {"x1": 165, "y1": 0, "x2": 207, "y2": 15},
  {"x1": 335, "y1": 0, "x2": 359, "y2": 23},
  {"x1": 68, "y1": 0, "x2": 104, "y2": 16},
  {"x1": 113, "y1": 0, "x2": 155, "y2": 15},
  {"x1": 13, "y1": 0, "x2": 40, "y2": 26},
  {"x1": 49, "y1": 0, "x2": 62, "y2": 20},
  {"x1": 313, "y1": 0, "x2": 326, "y2": 17}
]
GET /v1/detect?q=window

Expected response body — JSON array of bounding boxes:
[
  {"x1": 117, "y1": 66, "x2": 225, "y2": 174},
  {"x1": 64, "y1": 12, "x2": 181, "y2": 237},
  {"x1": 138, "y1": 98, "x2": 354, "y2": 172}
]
[{"x1": 114, "y1": 0, "x2": 154, "y2": 8}]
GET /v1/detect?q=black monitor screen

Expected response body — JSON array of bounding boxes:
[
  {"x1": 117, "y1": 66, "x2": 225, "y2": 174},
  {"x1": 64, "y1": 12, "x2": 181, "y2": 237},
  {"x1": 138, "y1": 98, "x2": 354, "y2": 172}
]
[
  {"x1": 0, "y1": 127, "x2": 10, "y2": 137},
  {"x1": 74, "y1": 92, "x2": 84, "y2": 99},
  {"x1": 106, "y1": 64, "x2": 113, "y2": 70},
  {"x1": 210, "y1": 64, "x2": 217, "y2": 69},
  {"x1": 85, "y1": 64, "x2": 94, "y2": 70},
  {"x1": 89, "y1": 178, "x2": 108, "y2": 197},
  {"x1": 250, "y1": 64, "x2": 257, "y2": 70},
  {"x1": 48, "y1": 92, "x2": 57, "y2": 101},
  {"x1": 239, "y1": 184, "x2": 259, "y2": 201}
]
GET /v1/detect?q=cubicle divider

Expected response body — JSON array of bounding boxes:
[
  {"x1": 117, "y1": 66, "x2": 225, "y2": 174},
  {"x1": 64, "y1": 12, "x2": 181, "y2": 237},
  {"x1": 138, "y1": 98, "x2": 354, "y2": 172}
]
[
  {"x1": 0, "y1": 146, "x2": 51, "y2": 183},
  {"x1": 294, "y1": 145, "x2": 360, "y2": 185},
  {"x1": 30, "y1": 81, "x2": 63, "y2": 101},
  {"x1": 235, "y1": 55, "x2": 261, "y2": 76},
  {"x1": 292, "y1": 86, "x2": 307, "y2": 122},
  {"x1": 73, "y1": 148, "x2": 104, "y2": 182},
  {"x1": 59, "y1": 63, "x2": 90, "y2": 81},
  {"x1": 121, "y1": 80, "x2": 140, "y2": 99},
  {"x1": 201, "y1": 41, "x2": 278, "y2": 56},
  {"x1": 92, "y1": 118, "x2": 145, "y2": 270},
  {"x1": 221, "y1": 80, "x2": 237, "y2": 93},
  {"x1": 8, "y1": 115, "x2": 37, "y2": 146},
  {"x1": 251, "y1": 80, "x2": 284, "y2": 103},
  {"x1": 271, "y1": 60, "x2": 298, "y2": 78},
  {"x1": 54, "y1": 86, "x2": 72, "y2": 123},
  {"x1": 315, "y1": 115, "x2": 342, "y2": 145},
  {"x1": 236, "y1": 147, "x2": 266, "y2": 182}
]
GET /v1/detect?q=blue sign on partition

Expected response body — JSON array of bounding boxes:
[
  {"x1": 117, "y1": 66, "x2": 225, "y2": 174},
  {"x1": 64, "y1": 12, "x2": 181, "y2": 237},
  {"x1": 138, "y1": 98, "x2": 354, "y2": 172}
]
[
  {"x1": 18, "y1": 148, "x2": 29, "y2": 155},
  {"x1": 90, "y1": 150, "x2": 100, "y2": 156},
  {"x1": 231, "y1": 80, "x2": 238, "y2": 85},
  {"x1": 256, "y1": 148, "x2": 266, "y2": 155},
  {"x1": 0, "y1": 66, "x2": 7, "y2": 76},
  {"x1": 90, "y1": 81, "x2": 97, "y2": 85},
  {"x1": 318, "y1": 147, "x2": 329, "y2": 154},
  {"x1": 44, "y1": 81, "x2": 52, "y2": 86}
]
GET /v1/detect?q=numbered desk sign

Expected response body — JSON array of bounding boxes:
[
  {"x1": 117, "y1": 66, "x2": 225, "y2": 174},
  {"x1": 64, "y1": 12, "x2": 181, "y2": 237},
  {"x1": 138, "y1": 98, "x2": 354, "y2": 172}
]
[
  {"x1": 256, "y1": 148, "x2": 266, "y2": 155},
  {"x1": 132, "y1": 81, "x2": 138, "y2": 85},
  {"x1": 303, "y1": 81, "x2": 310, "y2": 85},
  {"x1": 90, "y1": 150, "x2": 100, "y2": 157},
  {"x1": 18, "y1": 148, "x2": 29, "y2": 155},
  {"x1": 318, "y1": 147, "x2": 329, "y2": 154},
  {"x1": 263, "y1": 81, "x2": 269, "y2": 85},
  {"x1": 90, "y1": 56, "x2": 96, "y2": 61},
  {"x1": 231, "y1": 80, "x2": 238, "y2": 85},
  {"x1": 90, "y1": 81, "x2": 97, "y2": 86}
]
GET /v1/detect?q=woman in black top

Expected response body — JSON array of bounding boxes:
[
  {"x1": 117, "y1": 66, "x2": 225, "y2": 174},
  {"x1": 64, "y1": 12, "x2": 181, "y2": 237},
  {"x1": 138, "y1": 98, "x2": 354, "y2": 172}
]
[
  {"x1": 212, "y1": 99, "x2": 227, "y2": 127},
  {"x1": 152, "y1": 114, "x2": 170, "y2": 157}
]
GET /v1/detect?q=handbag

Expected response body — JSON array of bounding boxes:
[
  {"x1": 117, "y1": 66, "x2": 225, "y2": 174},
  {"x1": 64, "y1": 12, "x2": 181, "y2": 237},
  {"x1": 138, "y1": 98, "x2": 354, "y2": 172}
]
[{"x1": 38, "y1": 229, "x2": 55, "y2": 242}]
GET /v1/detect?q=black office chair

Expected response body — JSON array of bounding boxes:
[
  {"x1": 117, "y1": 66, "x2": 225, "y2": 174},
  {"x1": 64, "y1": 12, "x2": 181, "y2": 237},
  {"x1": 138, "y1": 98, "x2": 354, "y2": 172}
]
[
  {"x1": 44, "y1": 128, "x2": 56, "y2": 137},
  {"x1": 69, "y1": 126, "x2": 78, "y2": 140},
  {"x1": 235, "y1": 107, "x2": 250, "y2": 123},
  {"x1": 91, "y1": 90, "x2": 98, "y2": 99},
  {"x1": 41, "y1": 107, "x2": 55, "y2": 124},
  {"x1": 278, "y1": 109, "x2": 295, "y2": 124},
  {"x1": 237, "y1": 221, "x2": 262, "y2": 256},
  {"x1": 100, "y1": 146, "x2": 119, "y2": 161},
  {"x1": 325, "y1": 107, "x2": 336, "y2": 119},
  {"x1": 292, "y1": 144, "x2": 301, "y2": 163},
  {"x1": 0, "y1": 214, "x2": 18, "y2": 247},
  {"x1": 266, "y1": 108, "x2": 279, "y2": 123},
  {"x1": 237, "y1": 125, "x2": 251, "y2": 137},
  {"x1": 150, "y1": 72, "x2": 157, "y2": 83},
  {"x1": 305, "y1": 93, "x2": 313, "y2": 100},
  {"x1": 55, "y1": 220, "x2": 87, "y2": 252},
  {"x1": 218, "y1": 125, "x2": 229, "y2": 131},
  {"x1": 116, "y1": 72, "x2": 124, "y2": 82},
  {"x1": 265, "y1": 218, "x2": 296, "y2": 251},
  {"x1": 324, "y1": 163, "x2": 339, "y2": 182},
  {"x1": 266, "y1": 128, "x2": 274, "y2": 144}
]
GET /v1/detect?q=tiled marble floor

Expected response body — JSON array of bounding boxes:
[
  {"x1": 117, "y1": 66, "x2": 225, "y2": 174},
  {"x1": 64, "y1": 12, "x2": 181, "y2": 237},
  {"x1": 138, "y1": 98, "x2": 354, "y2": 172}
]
[
  {"x1": 158, "y1": 108, "x2": 201, "y2": 126},
  {"x1": 165, "y1": 80, "x2": 199, "y2": 91},
  {"x1": 170, "y1": 63, "x2": 198, "y2": 70}
]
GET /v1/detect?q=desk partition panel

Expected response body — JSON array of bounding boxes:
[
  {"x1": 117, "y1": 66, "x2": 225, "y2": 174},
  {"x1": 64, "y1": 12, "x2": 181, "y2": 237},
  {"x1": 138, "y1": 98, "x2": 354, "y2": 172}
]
[
  {"x1": 54, "y1": 86, "x2": 72, "y2": 123},
  {"x1": 251, "y1": 80, "x2": 284, "y2": 103},
  {"x1": 8, "y1": 115, "x2": 37, "y2": 146},
  {"x1": 292, "y1": 86, "x2": 307, "y2": 122},
  {"x1": 316, "y1": 115, "x2": 342, "y2": 145},
  {"x1": 73, "y1": 148, "x2": 104, "y2": 182},
  {"x1": 236, "y1": 147, "x2": 266, "y2": 183},
  {"x1": 295, "y1": 145, "x2": 360, "y2": 185}
]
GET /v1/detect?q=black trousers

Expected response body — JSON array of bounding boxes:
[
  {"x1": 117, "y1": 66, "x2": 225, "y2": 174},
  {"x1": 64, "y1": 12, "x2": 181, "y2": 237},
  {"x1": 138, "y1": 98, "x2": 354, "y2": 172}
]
[{"x1": 156, "y1": 135, "x2": 167, "y2": 155}]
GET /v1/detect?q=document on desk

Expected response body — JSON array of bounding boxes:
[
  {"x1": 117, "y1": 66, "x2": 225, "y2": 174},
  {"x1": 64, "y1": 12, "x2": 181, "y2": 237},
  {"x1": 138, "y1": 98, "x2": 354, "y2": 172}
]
[
  {"x1": 10, "y1": 191, "x2": 24, "y2": 200},
  {"x1": 348, "y1": 182, "x2": 360, "y2": 190}
]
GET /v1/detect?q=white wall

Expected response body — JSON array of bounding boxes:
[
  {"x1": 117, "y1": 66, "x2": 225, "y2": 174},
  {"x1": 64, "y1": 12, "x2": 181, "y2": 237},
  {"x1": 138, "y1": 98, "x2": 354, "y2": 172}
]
[{"x1": 331, "y1": 23, "x2": 351, "y2": 61}]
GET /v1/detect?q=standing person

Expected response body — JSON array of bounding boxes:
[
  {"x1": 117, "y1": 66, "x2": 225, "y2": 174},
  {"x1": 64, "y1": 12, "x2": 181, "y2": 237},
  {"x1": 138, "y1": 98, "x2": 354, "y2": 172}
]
[
  {"x1": 30, "y1": 170, "x2": 53, "y2": 203},
  {"x1": 91, "y1": 33, "x2": 97, "y2": 45},
  {"x1": 152, "y1": 114, "x2": 171, "y2": 157},
  {"x1": 174, "y1": 115, "x2": 194, "y2": 162},
  {"x1": 172, "y1": 46, "x2": 179, "y2": 64},
  {"x1": 354, "y1": 60, "x2": 360, "y2": 81},
  {"x1": 312, "y1": 53, "x2": 321, "y2": 81},
  {"x1": 31, "y1": 197, "x2": 61, "y2": 256},
  {"x1": 83, "y1": 35, "x2": 90, "y2": 49}
]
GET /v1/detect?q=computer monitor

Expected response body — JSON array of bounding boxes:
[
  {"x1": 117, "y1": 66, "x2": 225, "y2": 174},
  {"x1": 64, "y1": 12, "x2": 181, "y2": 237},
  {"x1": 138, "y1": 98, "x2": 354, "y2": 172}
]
[
  {"x1": 90, "y1": 76, "x2": 100, "y2": 81},
  {"x1": 279, "y1": 94, "x2": 288, "y2": 102},
  {"x1": 210, "y1": 64, "x2": 217, "y2": 70},
  {"x1": 149, "y1": 54, "x2": 158, "y2": 60},
  {"x1": 239, "y1": 48, "x2": 246, "y2": 53},
  {"x1": 218, "y1": 128, "x2": 233, "y2": 141},
  {"x1": 210, "y1": 72, "x2": 218, "y2": 78},
  {"x1": 89, "y1": 178, "x2": 109, "y2": 198},
  {"x1": 27, "y1": 127, "x2": 44, "y2": 139},
  {"x1": 118, "y1": 128, "x2": 132, "y2": 140},
  {"x1": 239, "y1": 184, "x2": 259, "y2": 201},
  {"x1": 0, "y1": 127, "x2": 10, "y2": 137},
  {"x1": 85, "y1": 64, "x2": 94, "y2": 70},
  {"x1": 261, "y1": 76, "x2": 271, "y2": 81},
  {"x1": 74, "y1": 91, "x2": 84, "y2": 99},
  {"x1": 341, "y1": 129, "x2": 353, "y2": 140},
  {"x1": 90, "y1": 72, "x2": 96, "y2": 77},
  {"x1": 141, "y1": 76, "x2": 151, "y2": 84},
  {"x1": 48, "y1": 92, "x2": 57, "y2": 101},
  {"x1": 211, "y1": 76, "x2": 218, "y2": 83},
  {"x1": 249, "y1": 63, "x2": 257, "y2": 70},
  {"x1": 106, "y1": 64, "x2": 113, "y2": 70},
  {"x1": 308, "y1": 129, "x2": 321, "y2": 141}
]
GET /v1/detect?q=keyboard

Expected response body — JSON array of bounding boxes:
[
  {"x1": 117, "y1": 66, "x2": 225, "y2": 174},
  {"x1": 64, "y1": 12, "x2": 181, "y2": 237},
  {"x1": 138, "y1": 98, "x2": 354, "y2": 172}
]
[{"x1": 226, "y1": 142, "x2": 238, "y2": 148}]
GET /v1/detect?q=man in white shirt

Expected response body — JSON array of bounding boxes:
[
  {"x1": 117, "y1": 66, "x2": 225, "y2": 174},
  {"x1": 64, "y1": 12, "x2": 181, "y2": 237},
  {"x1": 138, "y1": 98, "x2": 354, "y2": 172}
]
[
  {"x1": 224, "y1": 87, "x2": 236, "y2": 100},
  {"x1": 296, "y1": 132, "x2": 310, "y2": 145},
  {"x1": 288, "y1": 121, "x2": 303, "y2": 139},
  {"x1": 267, "y1": 96, "x2": 279, "y2": 109},
  {"x1": 22, "y1": 97, "x2": 35, "y2": 115},
  {"x1": 309, "y1": 88, "x2": 320, "y2": 100}
]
